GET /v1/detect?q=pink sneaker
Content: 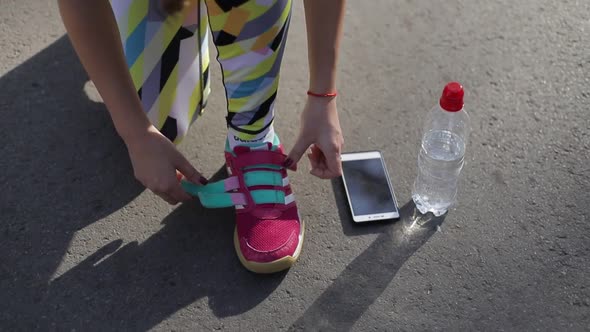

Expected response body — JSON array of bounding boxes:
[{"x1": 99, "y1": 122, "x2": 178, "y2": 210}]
[
  {"x1": 224, "y1": 142, "x2": 304, "y2": 273},
  {"x1": 182, "y1": 139, "x2": 304, "y2": 273}
]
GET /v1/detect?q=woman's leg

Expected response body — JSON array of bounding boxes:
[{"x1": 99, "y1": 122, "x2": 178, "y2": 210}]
[
  {"x1": 200, "y1": 0, "x2": 301, "y2": 274},
  {"x1": 204, "y1": 0, "x2": 292, "y2": 148},
  {"x1": 111, "y1": 0, "x2": 210, "y2": 144}
]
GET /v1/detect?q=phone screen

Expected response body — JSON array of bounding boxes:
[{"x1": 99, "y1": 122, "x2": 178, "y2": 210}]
[{"x1": 342, "y1": 157, "x2": 398, "y2": 217}]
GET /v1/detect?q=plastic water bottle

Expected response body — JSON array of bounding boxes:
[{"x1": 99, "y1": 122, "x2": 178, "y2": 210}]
[{"x1": 412, "y1": 82, "x2": 470, "y2": 216}]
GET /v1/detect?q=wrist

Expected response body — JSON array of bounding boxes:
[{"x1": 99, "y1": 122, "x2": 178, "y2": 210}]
[
  {"x1": 307, "y1": 90, "x2": 337, "y2": 98},
  {"x1": 119, "y1": 125, "x2": 154, "y2": 149},
  {"x1": 112, "y1": 108, "x2": 154, "y2": 146},
  {"x1": 308, "y1": 80, "x2": 336, "y2": 95},
  {"x1": 305, "y1": 93, "x2": 338, "y2": 113}
]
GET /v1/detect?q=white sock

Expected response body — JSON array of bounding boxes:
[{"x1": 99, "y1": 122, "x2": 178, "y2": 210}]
[{"x1": 227, "y1": 126, "x2": 275, "y2": 150}]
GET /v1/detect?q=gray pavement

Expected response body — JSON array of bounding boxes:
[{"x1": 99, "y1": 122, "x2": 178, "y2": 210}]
[{"x1": 1, "y1": 0, "x2": 589, "y2": 330}]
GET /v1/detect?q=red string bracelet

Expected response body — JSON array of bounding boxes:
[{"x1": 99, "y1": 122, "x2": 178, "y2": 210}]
[{"x1": 307, "y1": 90, "x2": 338, "y2": 98}]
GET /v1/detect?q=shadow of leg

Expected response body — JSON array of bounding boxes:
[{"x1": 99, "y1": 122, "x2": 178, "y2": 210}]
[
  {"x1": 42, "y1": 166, "x2": 286, "y2": 330},
  {"x1": 289, "y1": 202, "x2": 445, "y2": 331},
  {"x1": 0, "y1": 36, "x2": 144, "y2": 330}
]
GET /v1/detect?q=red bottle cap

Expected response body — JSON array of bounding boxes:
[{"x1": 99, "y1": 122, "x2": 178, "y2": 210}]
[{"x1": 439, "y1": 82, "x2": 464, "y2": 112}]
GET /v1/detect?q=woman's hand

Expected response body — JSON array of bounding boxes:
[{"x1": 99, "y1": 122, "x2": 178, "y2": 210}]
[
  {"x1": 285, "y1": 96, "x2": 344, "y2": 179},
  {"x1": 125, "y1": 126, "x2": 207, "y2": 205}
]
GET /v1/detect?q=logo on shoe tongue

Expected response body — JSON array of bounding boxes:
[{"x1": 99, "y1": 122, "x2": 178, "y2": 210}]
[{"x1": 233, "y1": 135, "x2": 265, "y2": 143}]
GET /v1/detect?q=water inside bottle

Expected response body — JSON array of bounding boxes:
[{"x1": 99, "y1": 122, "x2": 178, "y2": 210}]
[
  {"x1": 423, "y1": 130, "x2": 465, "y2": 161},
  {"x1": 413, "y1": 130, "x2": 465, "y2": 216}
]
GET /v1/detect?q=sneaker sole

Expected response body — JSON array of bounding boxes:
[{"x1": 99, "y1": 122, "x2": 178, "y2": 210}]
[{"x1": 234, "y1": 219, "x2": 305, "y2": 274}]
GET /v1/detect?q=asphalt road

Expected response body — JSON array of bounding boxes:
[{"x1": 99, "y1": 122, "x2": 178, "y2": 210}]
[{"x1": 1, "y1": 0, "x2": 589, "y2": 331}]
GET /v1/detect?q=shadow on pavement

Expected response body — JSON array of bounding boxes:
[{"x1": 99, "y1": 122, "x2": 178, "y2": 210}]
[
  {"x1": 0, "y1": 37, "x2": 282, "y2": 330},
  {"x1": 289, "y1": 180, "x2": 445, "y2": 331},
  {"x1": 44, "y1": 167, "x2": 286, "y2": 330},
  {"x1": 0, "y1": 36, "x2": 142, "y2": 330}
]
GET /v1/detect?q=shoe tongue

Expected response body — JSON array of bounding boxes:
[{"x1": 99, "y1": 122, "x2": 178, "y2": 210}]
[
  {"x1": 233, "y1": 142, "x2": 285, "y2": 172},
  {"x1": 233, "y1": 142, "x2": 272, "y2": 155}
]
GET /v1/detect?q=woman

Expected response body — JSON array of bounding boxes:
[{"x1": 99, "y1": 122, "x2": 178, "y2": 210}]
[{"x1": 58, "y1": 0, "x2": 345, "y2": 273}]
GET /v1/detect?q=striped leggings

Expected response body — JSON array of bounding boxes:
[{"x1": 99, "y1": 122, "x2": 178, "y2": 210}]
[{"x1": 111, "y1": 0, "x2": 291, "y2": 144}]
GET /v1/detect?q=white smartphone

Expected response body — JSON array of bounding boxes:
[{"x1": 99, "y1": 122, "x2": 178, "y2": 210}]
[{"x1": 340, "y1": 151, "x2": 400, "y2": 222}]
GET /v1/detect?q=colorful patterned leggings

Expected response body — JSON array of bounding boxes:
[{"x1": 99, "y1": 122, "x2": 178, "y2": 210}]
[{"x1": 111, "y1": 0, "x2": 291, "y2": 143}]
